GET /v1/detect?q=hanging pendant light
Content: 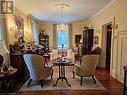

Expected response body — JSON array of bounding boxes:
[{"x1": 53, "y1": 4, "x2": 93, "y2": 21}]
[{"x1": 56, "y1": 4, "x2": 70, "y2": 32}]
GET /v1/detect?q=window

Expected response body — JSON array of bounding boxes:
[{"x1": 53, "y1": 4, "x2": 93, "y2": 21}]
[
  {"x1": 0, "y1": 26, "x2": 2, "y2": 40},
  {"x1": 0, "y1": 19, "x2": 3, "y2": 40},
  {"x1": 57, "y1": 31, "x2": 69, "y2": 49},
  {"x1": 31, "y1": 20, "x2": 38, "y2": 44}
]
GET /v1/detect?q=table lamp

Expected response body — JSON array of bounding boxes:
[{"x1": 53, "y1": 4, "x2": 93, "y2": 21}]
[{"x1": 0, "y1": 41, "x2": 9, "y2": 67}]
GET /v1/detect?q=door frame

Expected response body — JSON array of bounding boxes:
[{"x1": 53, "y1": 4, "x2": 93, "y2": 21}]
[
  {"x1": 100, "y1": 22, "x2": 112, "y2": 68},
  {"x1": 101, "y1": 17, "x2": 118, "y2": 78}
]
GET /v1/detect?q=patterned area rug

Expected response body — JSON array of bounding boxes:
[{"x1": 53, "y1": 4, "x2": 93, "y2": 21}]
[{"x1": 19, "y1": 67, "x2": 105, "y2": 91}]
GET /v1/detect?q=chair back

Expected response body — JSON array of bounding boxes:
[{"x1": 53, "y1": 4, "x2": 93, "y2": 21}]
[
  {"x1": 23, "y1": 54, "x2": 51, "y2": 80},
  {"x1": 81, "y1": 54, "x2": 100, "y2": 75}
]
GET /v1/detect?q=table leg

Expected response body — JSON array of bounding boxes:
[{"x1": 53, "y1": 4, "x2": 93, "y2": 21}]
[
  {"x1": 1, "y1": 80, "x2": 9, "y2": 92},
  {"x1": 63, "y1": 77, "x2": 71, "y2": 86},
  {"x1": 53, "y1": 64, "x2": 71, "y2": 86},
  {"x1": 45, "y1": 56, "x2": 47, "y2": 62},
  {"x1": 53, "y1": 77, "x2": 61, "y2": 86}
]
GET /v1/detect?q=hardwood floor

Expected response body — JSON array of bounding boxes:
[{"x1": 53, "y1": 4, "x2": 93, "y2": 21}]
[
  {"x1": 0, "y1": 56, "x2": 123, "y2": 95},
  {"x1": 13, "y1": 68, "x2": 123, "y2": 95}
]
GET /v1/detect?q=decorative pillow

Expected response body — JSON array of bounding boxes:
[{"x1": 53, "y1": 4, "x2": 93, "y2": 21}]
[{"x1": 58, "y1": 50, "x2": 67, "y2": 57}]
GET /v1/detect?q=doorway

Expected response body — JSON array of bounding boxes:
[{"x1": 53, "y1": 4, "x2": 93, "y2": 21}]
[
  {"x1": 106, "y1": 24, "x2": 112, "y2": 70},
  {"x1": 101, "y1": 22, "x2": 112, "y2": 71}
]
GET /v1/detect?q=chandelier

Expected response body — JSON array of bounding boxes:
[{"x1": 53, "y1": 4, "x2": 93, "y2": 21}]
[
  {"x1": 56, "y1": 4, "x2": 70, "y2": 32},
  {"x1": 57, "y1": 23, "x2": 68, "y2": 32}
]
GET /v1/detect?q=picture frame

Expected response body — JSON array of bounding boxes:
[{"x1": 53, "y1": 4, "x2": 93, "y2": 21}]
[
  {"x1": 75, "y1": 35, "x2": 82, "y2": 46},
  {"x1": 15, "y1": 16, "x2": 24, "y2": 39},
  {"x1": 94, "y1": 36, "x2": 99, "y2": 44}
]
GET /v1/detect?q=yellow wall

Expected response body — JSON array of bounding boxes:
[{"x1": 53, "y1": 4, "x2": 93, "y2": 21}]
[
  {"x1": 72, "y1": 21, "x2": 86, "y2": 47},
  {"x1": 5, "y1": 0, "x2": 127, "y2": 49},
  {"x1": 85, "y1": 0, "x2": 127, "y2": 45},
  {"x1": 6, "y1": 8, "x2": 33, "y2": 45},
  {"x1": 36, "y1": 22, "x2": 54, "y2": 47},
  {"x1": 38, "y1": 22, "x2": 86, "y2": 48},
  {"x1": 43, "y1": 23, "x2": 53, "y2": 47},
  {"x1": 83, "y1": 0, "x2": 127, "y2": 81}
]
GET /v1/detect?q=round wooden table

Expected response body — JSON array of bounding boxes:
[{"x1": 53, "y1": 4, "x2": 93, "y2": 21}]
[
  {"x1": 52, "y1": 59, "x2": 73, "y2": 86},
  {"x1": 0, "y1": 67, "x2": 17, "y2": 91}
]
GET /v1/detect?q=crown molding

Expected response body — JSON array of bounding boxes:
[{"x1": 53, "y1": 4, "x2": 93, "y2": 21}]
[{"x1": 88, "y1": 0, "x2": 117, "y2": 21}]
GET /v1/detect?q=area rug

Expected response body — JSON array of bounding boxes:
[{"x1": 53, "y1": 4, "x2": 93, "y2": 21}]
[{"x1": 19, "y1": 67, "x2": 105, "y2": 91}]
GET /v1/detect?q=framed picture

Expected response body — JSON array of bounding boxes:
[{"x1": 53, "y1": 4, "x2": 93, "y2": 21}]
[
  {"x1": 75, "y1": 35, "x2": 81, "y2": 45},
  {"x1": 15, "y1": 16, "x2": 24, "y2": 39},
  {"x1": 94, "y1": 36, "x2": 99, "y2": 44}
]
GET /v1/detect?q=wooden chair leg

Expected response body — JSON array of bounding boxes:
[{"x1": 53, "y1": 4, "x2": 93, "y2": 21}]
[
  {"x1": 51, "y1": 69, "x2": 53, "y2": 79},
  {"x1": 80, "y1": 76, "x2": 83, "y2": 85},
  {"x1": 28, "y1": 79, "x2": 32, "y2": 87},
  {"x1": 40, "y1": 80, "x2": 43, "y2": 88},
  {"x1": 73, "y1": 71, "x2": 75, "y2": 78},
  {"x1": 92, "y1": 76, "x2": 96, "y2": 83},
  {"x1": 51, "y1": 74, "x2": 53, "y2": 79}
]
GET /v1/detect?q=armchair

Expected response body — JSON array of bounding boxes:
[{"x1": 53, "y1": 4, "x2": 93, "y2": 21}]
[
  {"x1": 23, "y1": 54, "x2": 53, "y2": 87},
  {"x1": 73, "y1": 54, "x2": 100, "y2": 85}
]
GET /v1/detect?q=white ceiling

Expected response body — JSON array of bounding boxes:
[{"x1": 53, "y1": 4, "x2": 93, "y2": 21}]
[{"x1": 15, "y1": 0, "x2": 113, "y2": 23}]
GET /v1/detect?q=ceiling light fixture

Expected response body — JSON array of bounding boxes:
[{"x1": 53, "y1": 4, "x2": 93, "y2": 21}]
[{"x1": 56, "y1": 4, "x2": 70, "y2": 32}]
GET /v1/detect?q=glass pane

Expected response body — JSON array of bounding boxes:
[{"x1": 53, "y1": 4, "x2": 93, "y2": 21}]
[{"x1": 57, "y1": 31, "x2": 69, "y2": 49}]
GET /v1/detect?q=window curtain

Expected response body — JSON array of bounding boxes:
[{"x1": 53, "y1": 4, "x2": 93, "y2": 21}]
[
  {"x1": 31, "y1": 20, "x2": 39, "y2": 44},
  {"x1": 68, "y1": 24, "x2": 72, "y2": 48},
  {"x1": 0, "y1": 18, "x2": 2, "y2": 40},
  {"x1": 53, "y1": 24, "x2": 57, "y2": 48},
  {"x1": 26, "y1": 15, "x2": 33, "y2": 42},
  {"x1": 0, "y1": 18, "x2": 5, "y2": 41},
  {"x1": 0, "y1": 17, "x2": 10, "y2": 66},
  {"x1": 0, "y1": 17, "x2": 8, "y2": 46}
]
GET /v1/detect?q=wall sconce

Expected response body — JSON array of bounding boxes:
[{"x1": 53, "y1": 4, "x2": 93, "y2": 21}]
[
  {"x1": 10, "y1": 24, "x2": 18, "y2": 32},
  {"x1": 111, "y1": 24, "x2": 118, "y2": 39}
]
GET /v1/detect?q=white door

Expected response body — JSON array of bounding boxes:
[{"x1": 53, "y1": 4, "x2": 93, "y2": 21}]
[{"x1": 117, "y1": 31, "x2": 127, "y2": 83}]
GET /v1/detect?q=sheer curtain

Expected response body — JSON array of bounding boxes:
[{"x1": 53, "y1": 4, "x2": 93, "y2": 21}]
[
  {"x1": 0, "y1": 17, "x2": 8, "y2": 45},
  {"x1": 31, "y1": 20, "x2": 39, "y2": 44},
  {"x1": 0, "y1": 18, "x2": 3, "y2": 40},
  {"x1": 26, "y1": 15, "x2": 33, "y2": 42},
  {"x1": 0, "y1": 17, "x2": 10, "y2": 66}
]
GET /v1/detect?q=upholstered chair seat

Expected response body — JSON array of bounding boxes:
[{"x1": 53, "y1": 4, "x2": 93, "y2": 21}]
[
  {"x1": 23, "y1": 54, "x2": 53, "y2": 87},
  {"x1": 73, "y1": 54, "x2": 100, "y2": 85}
]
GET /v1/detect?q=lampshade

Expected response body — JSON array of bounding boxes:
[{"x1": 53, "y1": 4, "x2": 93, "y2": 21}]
[
  {"x1": 0, "y1": 41, "x2": 9, "y2": 54},
  {"x1": 0, "y1": 41, "x2": 9, "y2": 66},
  {"x1": 79, "y1": 39, "x2": 83, "y2": 43}
]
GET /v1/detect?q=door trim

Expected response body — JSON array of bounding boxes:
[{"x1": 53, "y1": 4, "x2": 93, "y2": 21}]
[{"x1": 100, "y1": 22, "x2": 112, "y2": 68}]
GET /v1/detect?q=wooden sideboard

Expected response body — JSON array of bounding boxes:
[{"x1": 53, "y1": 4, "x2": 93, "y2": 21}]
[{"x1": 10, "y1": 52, "x2": 29, "y2": 81}]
